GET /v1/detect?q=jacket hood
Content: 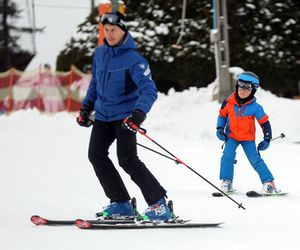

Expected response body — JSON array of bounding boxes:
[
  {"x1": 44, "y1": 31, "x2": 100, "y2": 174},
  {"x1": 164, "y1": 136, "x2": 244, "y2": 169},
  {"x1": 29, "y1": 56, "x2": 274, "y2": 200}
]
[{"x1": 103, "y1": 32, "x2": 136, "y2": 56}]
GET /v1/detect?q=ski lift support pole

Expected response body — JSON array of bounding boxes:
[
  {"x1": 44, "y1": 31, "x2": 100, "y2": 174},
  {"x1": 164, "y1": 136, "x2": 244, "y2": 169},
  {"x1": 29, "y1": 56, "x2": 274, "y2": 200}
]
[{"x1": 211, "y1": 0, "x2": 231, "y2": 102}]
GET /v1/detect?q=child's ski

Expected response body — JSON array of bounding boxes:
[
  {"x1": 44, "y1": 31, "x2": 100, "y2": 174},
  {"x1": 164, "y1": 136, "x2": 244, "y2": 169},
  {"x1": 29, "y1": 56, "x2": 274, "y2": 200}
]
[
  {"x1": 246, "y1": 190, "x2": 288, "y2": 197},
  {"x1": 212, "y1": 191, "x2": 237, "y2": 197},
  {"x1": 212, "y1": 190, "x2": 287, "y2": 197}
]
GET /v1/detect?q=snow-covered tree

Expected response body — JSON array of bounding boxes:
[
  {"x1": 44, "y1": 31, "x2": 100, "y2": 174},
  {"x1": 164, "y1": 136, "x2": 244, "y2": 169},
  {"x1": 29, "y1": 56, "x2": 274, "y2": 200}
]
[
  {"x1": 125, "y1": 0, "x2": 215, "y2": 92},
  {"x1": 57, "y1": 0, "x2": 300, "y2": 97},
  {"x1": 0, "y1": 0, "x2": 40, "y2": 71},
  {"x1": 228, "y1": 0, "x2": 300, "y2": 97}
]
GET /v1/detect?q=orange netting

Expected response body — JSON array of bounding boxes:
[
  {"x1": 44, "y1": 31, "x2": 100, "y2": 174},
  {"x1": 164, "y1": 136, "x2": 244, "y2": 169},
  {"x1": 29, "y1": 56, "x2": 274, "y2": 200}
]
[{"x1": 0, "y1": 65, "x2": 91, "y2": 113}]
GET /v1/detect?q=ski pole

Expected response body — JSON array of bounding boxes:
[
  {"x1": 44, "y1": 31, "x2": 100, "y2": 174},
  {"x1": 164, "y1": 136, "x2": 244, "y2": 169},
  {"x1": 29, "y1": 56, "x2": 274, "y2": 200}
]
[
  {"x1": 271, "y1": 133, "x2": 285, "y2": 141},
  {"x1": 257, "y1": 133, "x2": 285, "y2": 156},
  {"x1": 137, "y1": 143, "x2": 180, "y2": 164},
  {"x1": 137, "y1": 127, "x2": 246, "y2": 210},
  {"x1": 221, "y1": 139, "x2": 237, "y2": 164},
  {"x1": 138, "y1": 142, "x2": 238, "y2": 165}
]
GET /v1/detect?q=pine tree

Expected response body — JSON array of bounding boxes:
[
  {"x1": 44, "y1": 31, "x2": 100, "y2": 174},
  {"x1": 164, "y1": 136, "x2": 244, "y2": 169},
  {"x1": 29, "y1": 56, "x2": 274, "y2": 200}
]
[
  {"x1": 0, "y1": 0, "x2": 40, "y2": 71},
  {"x1": 125, "y1": 0, "x2": 215, "y2": 92},
  {"x1": 226, "y1": 0, "x2": 300, "y2": 97},
  {"x1": 56, "y1": 0, "x2": 300, "y2": 97}
]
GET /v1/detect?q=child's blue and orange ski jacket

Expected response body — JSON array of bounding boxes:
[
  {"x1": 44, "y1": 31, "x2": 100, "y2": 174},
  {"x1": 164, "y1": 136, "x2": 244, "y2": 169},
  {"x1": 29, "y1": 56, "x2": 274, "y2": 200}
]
[{"x1": 217, "y1": 93, "x2": 269, "y2": 141}]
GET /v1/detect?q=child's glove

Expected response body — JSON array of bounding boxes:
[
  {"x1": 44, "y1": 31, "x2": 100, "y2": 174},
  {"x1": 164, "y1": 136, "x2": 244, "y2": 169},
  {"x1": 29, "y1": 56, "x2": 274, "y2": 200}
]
[
  {"x1": 258, "y1": 140, "x2": 270, "y2": 151},
  {"x1": 216, "y1": 128, "x2": 227, "y2": 141}
]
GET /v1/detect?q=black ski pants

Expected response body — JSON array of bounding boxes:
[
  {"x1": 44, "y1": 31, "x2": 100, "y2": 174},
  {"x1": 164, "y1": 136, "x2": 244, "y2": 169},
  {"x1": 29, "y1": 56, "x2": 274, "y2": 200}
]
[{"x1": 88, "y1": 120, "x2": 166, "y2": 205}]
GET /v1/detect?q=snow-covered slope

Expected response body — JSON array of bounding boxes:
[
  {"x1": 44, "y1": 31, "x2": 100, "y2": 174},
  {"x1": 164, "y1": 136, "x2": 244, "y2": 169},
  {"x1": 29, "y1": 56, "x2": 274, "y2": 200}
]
[{"x1": 1, "y1": 84, "x2": 300, "y2": 250}]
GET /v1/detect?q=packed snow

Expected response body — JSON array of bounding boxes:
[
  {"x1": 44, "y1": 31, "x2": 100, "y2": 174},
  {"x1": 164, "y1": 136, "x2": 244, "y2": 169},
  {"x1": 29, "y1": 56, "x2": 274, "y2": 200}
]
[{"x1": 1, "y1": 82, "x2": 300, "y2": 250}]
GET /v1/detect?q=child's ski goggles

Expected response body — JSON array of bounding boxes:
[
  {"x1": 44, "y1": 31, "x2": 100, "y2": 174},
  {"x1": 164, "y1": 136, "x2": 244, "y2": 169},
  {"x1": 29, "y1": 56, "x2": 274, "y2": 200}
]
[{"x1": 237, "y1": 81, "x2": 253, "y2": 90}]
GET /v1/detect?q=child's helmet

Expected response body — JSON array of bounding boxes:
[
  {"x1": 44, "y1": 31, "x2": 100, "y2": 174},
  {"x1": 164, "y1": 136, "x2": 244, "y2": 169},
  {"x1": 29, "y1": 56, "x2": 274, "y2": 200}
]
[{"x1": 237, "y1": 71, "x2": 260, "y2": 90}]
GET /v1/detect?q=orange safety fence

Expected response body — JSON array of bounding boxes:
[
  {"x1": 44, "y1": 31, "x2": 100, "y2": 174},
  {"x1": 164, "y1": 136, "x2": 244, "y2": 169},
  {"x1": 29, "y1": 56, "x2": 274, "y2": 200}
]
[{"x1": 0, "y1": 65, "x2": 90, "y2": 114}]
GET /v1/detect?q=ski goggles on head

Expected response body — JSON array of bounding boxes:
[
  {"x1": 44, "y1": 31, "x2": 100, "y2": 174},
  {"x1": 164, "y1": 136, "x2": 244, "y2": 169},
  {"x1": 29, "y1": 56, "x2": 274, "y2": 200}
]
[
  {"x1": 237, "y1": 80, "x2": 253, "y2": 91},
  {"x1": 100, "y1": 13, "x2": 127, "y2": 30}
]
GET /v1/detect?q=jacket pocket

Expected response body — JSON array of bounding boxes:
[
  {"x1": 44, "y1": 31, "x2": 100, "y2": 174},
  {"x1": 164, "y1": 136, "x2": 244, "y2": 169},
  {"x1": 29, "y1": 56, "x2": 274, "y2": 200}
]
[{"x1": 107, "y1": 69, "x2": 125, "y2": 97}]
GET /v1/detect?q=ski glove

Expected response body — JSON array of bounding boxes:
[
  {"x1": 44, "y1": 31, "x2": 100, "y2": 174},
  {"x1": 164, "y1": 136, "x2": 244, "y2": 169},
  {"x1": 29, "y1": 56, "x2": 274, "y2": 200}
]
[
  {"x1": 258, "y1": 140, "x2": 270, "y2": 151},
  {"x1": 216, "y1": 127, "x2": 227, "y2": 141},
  {"x1": 76, "y1": 104, "x2": 93, "y2": 127},
  {"x1": 123, "y1": 109, "x2": 146, "y2": 133}
]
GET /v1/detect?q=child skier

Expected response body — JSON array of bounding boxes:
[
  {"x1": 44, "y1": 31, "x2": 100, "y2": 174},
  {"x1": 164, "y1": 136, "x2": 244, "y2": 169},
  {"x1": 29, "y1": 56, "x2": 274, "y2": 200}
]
[{"x1": 216, "y1": 71, "x2": 278, "y2": 194}]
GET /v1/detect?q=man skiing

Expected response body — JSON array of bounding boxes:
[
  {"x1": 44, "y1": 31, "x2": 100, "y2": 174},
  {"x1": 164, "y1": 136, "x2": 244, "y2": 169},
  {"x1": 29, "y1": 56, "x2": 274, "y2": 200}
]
[
  {"x1": 76, "y1": 11, "x2": 171, "y2": 221},
  {"x1": 216, "y1": 71, "x2": 279, "y2": 194}
]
